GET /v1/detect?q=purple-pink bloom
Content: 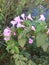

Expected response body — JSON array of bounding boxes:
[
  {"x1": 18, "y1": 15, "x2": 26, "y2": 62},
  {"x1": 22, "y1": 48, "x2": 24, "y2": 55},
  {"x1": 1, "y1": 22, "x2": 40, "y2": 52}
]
[
  {"x1": 3, "y1": 27, "x2": 11, "y2": 41},
  {"x1": 39, "y1": 14, "x2": 45, "y2": 21},
  {"x1": 14, "y1": 32, "x2": 16, "y2": 35},
  {"x1": 29, "y1": 38, "x2": 33, "y2": 44},
  {"x1": 14, "y1": 16, "x2": 23, "y2": 23},
  {"x1": 3, "y1": 27, "x2": 11, "y2": 36}
]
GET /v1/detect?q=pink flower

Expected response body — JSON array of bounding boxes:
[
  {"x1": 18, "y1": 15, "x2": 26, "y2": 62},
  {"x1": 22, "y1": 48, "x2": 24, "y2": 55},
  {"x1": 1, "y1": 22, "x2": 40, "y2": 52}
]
[
  {"x1": 31, "y1": 26, "x2": 36, "y2": 31},
  {"x1": 14, "y1": 16, "x2": 23, "y2": 23},
  {"x1": 3, "y1": 27, "x2": 11, "y2": 41},
  {"x1": 14, "y1": 32, "x2": 16, "y2": 35},
  {"x1": 39, "y1": 14, "x2": 45, "y2": 21},
  {"x1": 3, "y1": 27, "x2": 11, "y2": 36},
  {"x1": 27, "y1": 14, "x2": 33, "y2": 20},
  {"x1": 29, "y1": 38, "x2": 33, "y2": 44},
  {"x1": 46, "y1": 28, "x2": 49, "y2": 34},
  {"x1": 17, "y1": 23, "x2": 25, "y2": 28}
]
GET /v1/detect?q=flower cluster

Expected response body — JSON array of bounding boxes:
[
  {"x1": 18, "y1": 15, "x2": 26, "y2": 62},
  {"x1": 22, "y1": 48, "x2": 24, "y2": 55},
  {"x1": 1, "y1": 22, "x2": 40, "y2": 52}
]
[
  {"x1": 3, "y1": 12, "x2": 49, "y2": 44},
  {"x1": 9, "y1": 13, "x2": 46, "y2": 28}
]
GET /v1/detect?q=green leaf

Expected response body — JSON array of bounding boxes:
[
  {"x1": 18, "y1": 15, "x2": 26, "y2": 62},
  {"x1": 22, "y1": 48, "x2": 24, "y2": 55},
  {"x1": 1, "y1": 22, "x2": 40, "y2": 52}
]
[
  {"x1": 6, "y1": 44, "x2": 12, "y2": 52},
  {"x1": 14, "y1": 46, "x2": 19, "y2": 53},
  {"x1": 10, "y1": 49, "x2": 15, "y2": 54},
  {"x1": 36, "y1": 33, "x2": 47, "y2": 47},
  {"x1": 6, "y1": 39, "x2": 19, "y2": 53},
  {"x1": 36, "y1": 24, "x2": 42, "y2": 33},
  {"x1": 28, "y1": 60, "x2": 36, "y2": 65},
  {"x1": 17, "y1": 28, "x2": 23, "y2": 35},
  {"x1": 18, "y1": 37, "x2": 27, "y2": 47},
  {"x1": 24, "y1": 20, "x2": 31, "y2": 26},
  {"x1": 0, "y1": 13, "x2": 4, "y2": 21},
  {"x1": 41, "y1": 43, "x2": 49, "y2": 52},
  {"x1": 35, "y1": 22, "x2": 46, "y2": 33},
  {"x1": 18, "y1": 25, "x2": 32, "y2": 39}
]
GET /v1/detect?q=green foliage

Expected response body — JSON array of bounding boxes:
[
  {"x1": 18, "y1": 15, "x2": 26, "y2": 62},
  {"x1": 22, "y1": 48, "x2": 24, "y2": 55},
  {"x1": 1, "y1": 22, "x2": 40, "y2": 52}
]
[
  {"x1": 34, "y1": 0, "x2": 44, "y2": 6},
  {"x1": 0, "y1": 0, "x2": 49, "y2": 65},
  {"x1": 28, "y1": 60, "x2": 36, "y2": 65},
  {"x1": 35, "y1": 20, "x2": 49, "y2": 52},
  {"x1": 6, "y1": 40, "x2": 19, "y2": 54},
  {"x1": 18, "y1": 37, "x2": 27, "y2": 48},
  {"x1": 13, "y1": 53, "x2": 37, "y2": 65},
  {"x1": 0, "y1": 13, "x2": 4, "y2": 21},
  {"x1": 16, "y1": 0, "x2": 29, "y2": 15},
  {"x1": 1, "y1": 20, "x2": 49, "y2": 65},
  {"x1": 41, "y1": 42, "x2": 49, "y2": 52},
  {"x1": 35, "y1": 21, "x2": 46, "y2": 33}
]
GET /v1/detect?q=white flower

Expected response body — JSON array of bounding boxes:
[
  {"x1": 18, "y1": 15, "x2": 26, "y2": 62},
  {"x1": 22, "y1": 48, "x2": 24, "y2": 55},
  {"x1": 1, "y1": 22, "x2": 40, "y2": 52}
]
[
  {"x1": 39, "y1": 14, "x2": 45, "y2": 21},
  {"x1": 17, "y1": 23, "x2": 25, "y2": 28},
  {"x1": 27, "y1": 14, "x2": 33, "y2": 20},
  {"x1": 21, "y1": 13, "x2": 26, "y2": 20},
  {"x1": 10, "y1": 20, "x2": 17, "y2": 27},
  {"x1": 31, "y1": 26, "x2": 36, "y2": 31}
]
